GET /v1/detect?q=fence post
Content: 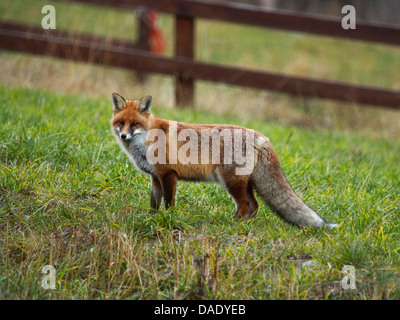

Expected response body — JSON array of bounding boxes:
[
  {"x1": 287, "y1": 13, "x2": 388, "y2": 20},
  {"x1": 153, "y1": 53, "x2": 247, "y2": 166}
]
[
  {"x1": 175, "y1": 15, "x2": 194, "y2": 108},
  {"x1": 137, "y1": 10, "x2": 151, "y2": 83}
]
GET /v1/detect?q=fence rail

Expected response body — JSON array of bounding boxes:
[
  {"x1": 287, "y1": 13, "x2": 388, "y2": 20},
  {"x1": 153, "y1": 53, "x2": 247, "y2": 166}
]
[
  {"x1": 1, "y1": 0, "x2": 400, "y2": 109},
  {"x1": 67, "y1": 0, "x2": 400, "y2": 46}
]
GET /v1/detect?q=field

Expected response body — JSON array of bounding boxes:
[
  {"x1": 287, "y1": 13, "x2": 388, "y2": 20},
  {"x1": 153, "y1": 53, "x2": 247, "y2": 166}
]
[
  {"x1": 1, "y1": 85, "x2": 400, "y2": 299},
  {"x1": 1, "y1": 0, "x2": 400, "y2": 300}
]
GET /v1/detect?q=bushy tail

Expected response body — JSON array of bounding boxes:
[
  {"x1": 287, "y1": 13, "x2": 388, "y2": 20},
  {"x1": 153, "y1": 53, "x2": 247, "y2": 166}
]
[{"x1": 252, "y1": 139, "x2": 337, "y2": 229}]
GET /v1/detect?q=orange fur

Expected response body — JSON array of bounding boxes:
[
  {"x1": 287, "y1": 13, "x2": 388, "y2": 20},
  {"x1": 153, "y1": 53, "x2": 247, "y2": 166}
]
[{"x1": 110, "y1": 93, "x2": 337, "y2": 228}]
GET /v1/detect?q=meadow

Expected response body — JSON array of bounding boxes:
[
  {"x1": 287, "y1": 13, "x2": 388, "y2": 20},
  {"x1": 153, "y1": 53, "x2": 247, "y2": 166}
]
[
  {"x1": 1, "y1": 85, "x2": 400, "y2": 299},
  {"x1": 0, "y1": 0, "x2": 400, "y2": 299}
]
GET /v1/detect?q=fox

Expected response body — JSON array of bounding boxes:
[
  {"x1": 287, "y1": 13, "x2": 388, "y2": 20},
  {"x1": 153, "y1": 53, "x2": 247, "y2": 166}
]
[{"x1": 111, "y1": 93, "x2": 338, "y2": 229}]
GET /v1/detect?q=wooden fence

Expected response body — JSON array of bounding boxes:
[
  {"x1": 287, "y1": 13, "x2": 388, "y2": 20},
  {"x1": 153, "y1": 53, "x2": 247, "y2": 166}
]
[{"x1": 1, "y1": 0, "x2": 399, "y2": 109}]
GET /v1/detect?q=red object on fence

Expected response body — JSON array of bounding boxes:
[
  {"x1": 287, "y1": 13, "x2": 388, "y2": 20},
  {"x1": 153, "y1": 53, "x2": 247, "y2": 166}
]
[{"x1": 148, "y1": 11, "x2": 166, "y2": 54}]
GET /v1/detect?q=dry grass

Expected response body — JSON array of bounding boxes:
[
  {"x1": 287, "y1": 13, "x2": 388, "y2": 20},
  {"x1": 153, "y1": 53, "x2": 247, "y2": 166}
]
[{"x1": 1, "y1": 52, "x2": 400, "y2": 140}]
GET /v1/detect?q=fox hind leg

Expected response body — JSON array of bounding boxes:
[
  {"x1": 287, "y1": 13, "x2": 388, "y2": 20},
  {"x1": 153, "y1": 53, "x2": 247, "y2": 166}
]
[
  {"x1": 243, "y1": 181, "x2": 259, "y2": 220},
  {"x1": 220, "y1": 172, "x2": 254, "y2": 220}
]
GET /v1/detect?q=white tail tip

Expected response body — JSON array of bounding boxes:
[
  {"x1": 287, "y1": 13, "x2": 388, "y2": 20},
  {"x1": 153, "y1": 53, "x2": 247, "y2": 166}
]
[{"x1": 326, "y1": 223, "x2": 339, "y2": 230}]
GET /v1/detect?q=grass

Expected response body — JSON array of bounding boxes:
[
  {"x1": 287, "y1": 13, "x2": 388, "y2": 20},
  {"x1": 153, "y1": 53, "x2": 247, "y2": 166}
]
[
  {"x1": 1, "y1": 0, "x2": 400, "y2": 300},
  {"x1": 1, "y1": 85, "x2": 400, "y2": 299}
]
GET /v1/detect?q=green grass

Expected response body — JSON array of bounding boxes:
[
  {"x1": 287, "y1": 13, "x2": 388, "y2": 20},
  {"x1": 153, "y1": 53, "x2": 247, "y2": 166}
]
[
  {"x1": 1, "y1": 85, "x2": 400, "y2": 299},
  {"x1": 1, "y1": 0, "x2": 400, "y2": 300}
]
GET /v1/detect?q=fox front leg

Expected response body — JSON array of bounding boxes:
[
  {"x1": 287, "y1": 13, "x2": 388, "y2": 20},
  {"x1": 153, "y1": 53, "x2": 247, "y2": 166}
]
[
  {"x1": 149, "y1": 175, "x2": 162, "y2": 213},
  {"x1": 160, "y1": 171, "x2": 177, "y2": 210}
]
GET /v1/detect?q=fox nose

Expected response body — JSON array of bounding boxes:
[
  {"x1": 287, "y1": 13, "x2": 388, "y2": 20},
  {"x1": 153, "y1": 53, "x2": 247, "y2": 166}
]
[{"x1": 120, "y1": 134, "x2": 127, "y2": 140}]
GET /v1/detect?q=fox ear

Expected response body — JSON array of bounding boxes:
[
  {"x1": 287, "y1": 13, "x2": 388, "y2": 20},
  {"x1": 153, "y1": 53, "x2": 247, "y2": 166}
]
[
  {"x1": 112, "y1": 93, "x2": 126, "y2": 111},
  {"x1": 138, "y1": 95, "x2": 152, "y2": 115}
]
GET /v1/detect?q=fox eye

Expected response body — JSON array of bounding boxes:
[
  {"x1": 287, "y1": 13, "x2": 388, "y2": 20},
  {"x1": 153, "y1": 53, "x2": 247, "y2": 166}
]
[
  {"x1": 131, "y1": 122, "x2": 138, "y2": 127},
  {"x1": 117, "y1": 120, "x2": 124, "y2": 126}
]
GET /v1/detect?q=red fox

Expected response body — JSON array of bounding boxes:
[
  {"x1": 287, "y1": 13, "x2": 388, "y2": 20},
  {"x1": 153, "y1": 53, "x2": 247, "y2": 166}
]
[{"x1": 111, "y1": 93, "x2": 337, "y2": 229}]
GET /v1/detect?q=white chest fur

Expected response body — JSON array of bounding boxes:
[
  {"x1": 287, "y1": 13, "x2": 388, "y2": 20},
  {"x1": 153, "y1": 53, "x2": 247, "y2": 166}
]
[{"x1": 115, "y1": 132, "x2": 155, "y2": 175}]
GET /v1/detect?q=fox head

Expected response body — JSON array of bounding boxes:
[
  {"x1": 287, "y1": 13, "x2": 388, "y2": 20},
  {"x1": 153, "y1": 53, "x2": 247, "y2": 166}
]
[{"x1": 111, "y1": 93, "x2": 153, "y2": 142}]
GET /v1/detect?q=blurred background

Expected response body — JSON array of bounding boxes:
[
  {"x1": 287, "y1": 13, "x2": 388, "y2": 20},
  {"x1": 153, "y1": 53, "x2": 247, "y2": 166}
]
[
  {"x1": 1, "y1": 0, "x2": 399, "y2": 138},
  {"x1": 224, "y1": 0, "x2": 400, "y2": 25}
]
